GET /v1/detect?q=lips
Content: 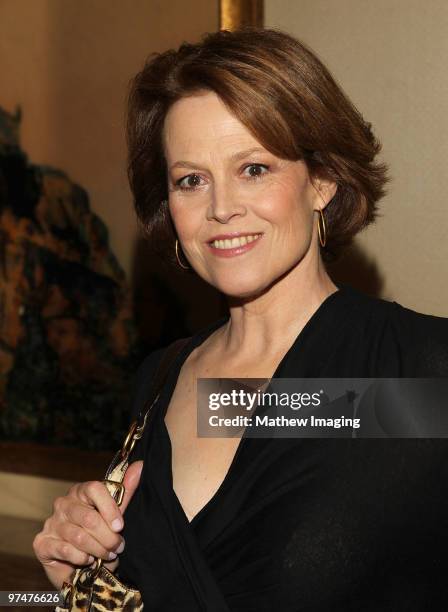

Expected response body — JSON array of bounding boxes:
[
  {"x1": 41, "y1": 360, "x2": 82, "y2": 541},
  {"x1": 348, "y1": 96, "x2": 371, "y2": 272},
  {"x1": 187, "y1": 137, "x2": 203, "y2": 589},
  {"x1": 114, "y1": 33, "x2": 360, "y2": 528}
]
[
  {"x1": 206, "y1": 232, "x2": 263, "y2": 257},
  {"x1": 207, "y1": 232, "x2": 262, "y2": 243}
]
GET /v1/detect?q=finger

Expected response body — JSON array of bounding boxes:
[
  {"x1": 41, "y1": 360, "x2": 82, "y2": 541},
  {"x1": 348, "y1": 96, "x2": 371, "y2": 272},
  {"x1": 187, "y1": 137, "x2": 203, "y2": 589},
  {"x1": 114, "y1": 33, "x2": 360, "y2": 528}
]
[
  {"x1": 68, "y1": 480, "x2": 125, "y2": 534},
  {"x1": 62, "y1": 499, "x2": 124, "y2": 555},
  {"x1": 120, "y1": 461, "x2": 143, "y2": 515},
  {"x1": 35, "y1": 534, "x2": 95, "y2": 568},
  {"x1": 58, "y1": 521, "x2": 123, "y2": 562},
  {"x1": 103, "y1": 558, "x2": 119, "y2": 573}
]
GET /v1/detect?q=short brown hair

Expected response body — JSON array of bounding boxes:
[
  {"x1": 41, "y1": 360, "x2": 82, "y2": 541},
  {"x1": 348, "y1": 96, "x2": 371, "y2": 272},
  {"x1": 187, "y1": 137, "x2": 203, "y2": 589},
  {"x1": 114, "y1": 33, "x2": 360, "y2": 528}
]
[{"x1": 126, "y1": 26, "x2": 389, "y2": 265}]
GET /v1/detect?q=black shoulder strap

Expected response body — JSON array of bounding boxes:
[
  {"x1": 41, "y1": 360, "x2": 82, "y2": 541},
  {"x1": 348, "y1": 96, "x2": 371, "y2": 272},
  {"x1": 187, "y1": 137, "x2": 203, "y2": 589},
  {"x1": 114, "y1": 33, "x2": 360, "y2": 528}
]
[
  {"x1": 152, "y1": 337, "x2": 192, "y2": 399},
  {"x1": 135, "y1": 336, "x2": 192, "y2": 426},
  {"x1": 103, "y1": 336, "x2": 192, "y2": 482}
]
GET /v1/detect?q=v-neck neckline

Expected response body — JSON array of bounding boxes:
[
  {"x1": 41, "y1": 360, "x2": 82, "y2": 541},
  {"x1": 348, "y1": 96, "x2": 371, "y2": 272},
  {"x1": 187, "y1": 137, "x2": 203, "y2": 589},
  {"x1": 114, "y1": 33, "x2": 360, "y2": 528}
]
[{"x1": 158, "y1": 283, "x2": 351, "y2": 527}]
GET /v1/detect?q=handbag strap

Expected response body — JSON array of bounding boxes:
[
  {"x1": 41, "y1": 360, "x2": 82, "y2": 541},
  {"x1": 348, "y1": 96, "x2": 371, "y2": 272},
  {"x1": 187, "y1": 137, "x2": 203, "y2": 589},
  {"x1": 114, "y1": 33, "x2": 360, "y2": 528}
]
[
  {"x1": 58, "y1": 337, "x2": 193, "y2": 597},
  {"x1": 135, "y1": 336, "x2": 193, "y2": 426},
  {"x1": 102, "y1": 336, "x2": 192, "y2": 504}
]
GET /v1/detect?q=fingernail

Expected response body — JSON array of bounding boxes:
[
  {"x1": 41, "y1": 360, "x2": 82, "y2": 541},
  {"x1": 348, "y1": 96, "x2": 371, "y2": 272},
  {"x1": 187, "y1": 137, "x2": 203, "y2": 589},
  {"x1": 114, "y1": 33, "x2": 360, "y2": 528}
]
[
  {"x1": 111, "y1": 518, "x2": 123, "y2": 532},
  {"x1": 115, "y1": 540, "x2": 125, "y2": 554},
  {"x1": 87, "y1": 555, "x2": 95, "y2": 564},
  {"x1": 108, "y1": 552, "x2": 117, "y2": 560}
]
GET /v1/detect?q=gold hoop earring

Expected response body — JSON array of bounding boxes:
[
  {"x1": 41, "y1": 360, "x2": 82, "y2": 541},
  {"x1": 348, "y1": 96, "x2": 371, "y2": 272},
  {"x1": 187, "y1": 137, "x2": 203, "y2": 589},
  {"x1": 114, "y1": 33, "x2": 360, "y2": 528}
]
[
  {"x1": 317, "y1": 209, "x2": 327, "y2": 248},
  {"x1": 175, "y1": 239, "x2": 190, "y2": 270}
]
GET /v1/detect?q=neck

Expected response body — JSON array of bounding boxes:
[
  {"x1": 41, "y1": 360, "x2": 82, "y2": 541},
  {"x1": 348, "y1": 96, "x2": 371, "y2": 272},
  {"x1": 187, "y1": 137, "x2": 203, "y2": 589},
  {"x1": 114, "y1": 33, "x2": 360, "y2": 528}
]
[{"x1": 221, "y1": 255, "x2": 338, "y2": 363}]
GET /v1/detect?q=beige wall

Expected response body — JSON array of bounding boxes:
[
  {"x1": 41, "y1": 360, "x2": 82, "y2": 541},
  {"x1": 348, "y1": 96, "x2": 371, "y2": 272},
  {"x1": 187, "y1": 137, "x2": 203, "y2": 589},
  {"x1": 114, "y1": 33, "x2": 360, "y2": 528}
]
[
  {"x1": 266, "y1": 0, "x2": 448, "y2": 316},
  {"x1": 0, "y1": 471, "x2": 75, "y2": 556},
  {"x1": 0, "y1": 0, "x2": 218, "y2": 277}
]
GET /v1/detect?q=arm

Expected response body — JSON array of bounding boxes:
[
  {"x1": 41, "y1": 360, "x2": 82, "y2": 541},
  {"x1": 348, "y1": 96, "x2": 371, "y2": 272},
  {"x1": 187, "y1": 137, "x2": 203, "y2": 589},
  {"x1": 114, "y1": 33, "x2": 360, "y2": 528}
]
[{"x1": 33, "y1": 348, "x2": 165, "y2": 589}]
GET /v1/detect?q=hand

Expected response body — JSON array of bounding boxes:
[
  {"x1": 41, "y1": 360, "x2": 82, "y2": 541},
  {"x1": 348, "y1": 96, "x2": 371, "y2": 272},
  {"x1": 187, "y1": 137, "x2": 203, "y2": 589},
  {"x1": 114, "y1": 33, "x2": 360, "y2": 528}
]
[{"x1": 33, "y1": 460, "x2": 143, "y2": 590}]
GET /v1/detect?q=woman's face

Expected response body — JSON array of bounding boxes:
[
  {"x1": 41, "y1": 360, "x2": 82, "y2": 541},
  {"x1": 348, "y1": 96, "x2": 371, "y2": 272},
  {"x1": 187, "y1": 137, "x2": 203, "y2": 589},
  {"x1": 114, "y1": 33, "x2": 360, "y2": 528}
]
[{"x1": 163, "y1": 90, "x2": 335, "y2": 298}]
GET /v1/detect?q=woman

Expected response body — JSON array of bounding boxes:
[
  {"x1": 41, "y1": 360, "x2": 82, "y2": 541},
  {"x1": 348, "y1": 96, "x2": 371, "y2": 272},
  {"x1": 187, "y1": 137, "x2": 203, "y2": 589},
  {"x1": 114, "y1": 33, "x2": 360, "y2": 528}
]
[{"x1": 34, "y1": 27, "x2": 448, "y2": 610}]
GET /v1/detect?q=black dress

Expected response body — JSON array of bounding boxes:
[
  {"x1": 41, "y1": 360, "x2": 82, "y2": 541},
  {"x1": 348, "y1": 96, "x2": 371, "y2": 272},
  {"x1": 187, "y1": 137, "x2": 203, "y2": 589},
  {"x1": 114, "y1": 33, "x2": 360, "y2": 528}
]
[{"x1": 117, "y1": 284, "x2": 448, "y2": 611}]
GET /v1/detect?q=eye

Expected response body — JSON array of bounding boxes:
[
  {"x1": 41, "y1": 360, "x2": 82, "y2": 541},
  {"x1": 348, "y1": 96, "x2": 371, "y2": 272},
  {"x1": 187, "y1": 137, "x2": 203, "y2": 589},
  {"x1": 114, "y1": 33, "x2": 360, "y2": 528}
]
[
  {"x1": 174, "y1": 164, "x2": 269, "y2": 192},
  {"x1": 242, "y1": 163, "x2": 269, "y2": 179},
  {"x1": 175, "y1": 173, "x2": 205, "y2": 192}
]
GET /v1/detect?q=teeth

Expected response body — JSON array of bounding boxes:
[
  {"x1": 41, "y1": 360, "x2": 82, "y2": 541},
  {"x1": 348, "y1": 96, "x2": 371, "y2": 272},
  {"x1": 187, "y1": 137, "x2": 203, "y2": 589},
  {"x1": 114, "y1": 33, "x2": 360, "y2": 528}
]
[{"x1": 211, "y1": 234, "x2": 261, "y2": 250}]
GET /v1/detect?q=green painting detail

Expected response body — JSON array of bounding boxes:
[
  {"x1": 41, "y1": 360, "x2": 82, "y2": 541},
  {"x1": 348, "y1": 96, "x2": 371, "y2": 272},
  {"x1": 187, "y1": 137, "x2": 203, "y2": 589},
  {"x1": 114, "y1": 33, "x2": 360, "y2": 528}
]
[{"x1": 0, "y1": 105, "x2": 140, "y2": 450}]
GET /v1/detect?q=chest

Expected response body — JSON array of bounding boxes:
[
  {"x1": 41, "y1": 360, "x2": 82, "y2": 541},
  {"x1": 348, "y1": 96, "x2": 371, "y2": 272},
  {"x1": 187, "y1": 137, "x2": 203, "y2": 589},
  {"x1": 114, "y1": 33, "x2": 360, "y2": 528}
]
[
  {"x1": 164, "y1": 373, "x2": 242, "y2": 522},
  {"x1": 163, "y1": 359, "x2": 273, "y2": 523}
]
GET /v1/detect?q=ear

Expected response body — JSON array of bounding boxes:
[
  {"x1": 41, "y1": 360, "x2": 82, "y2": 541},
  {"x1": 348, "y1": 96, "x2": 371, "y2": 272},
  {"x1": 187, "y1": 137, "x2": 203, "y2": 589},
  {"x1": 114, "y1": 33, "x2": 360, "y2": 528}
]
[{"x1": 310, "y1": 174, "x2": 337, "y2": 211}]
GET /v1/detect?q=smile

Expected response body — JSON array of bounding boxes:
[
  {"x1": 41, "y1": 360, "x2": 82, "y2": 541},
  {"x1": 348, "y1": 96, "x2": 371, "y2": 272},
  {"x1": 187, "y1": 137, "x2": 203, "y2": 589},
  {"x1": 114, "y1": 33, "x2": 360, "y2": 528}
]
[{"x1": 207, "y1": 233, "x2": 263, "y2": 258}]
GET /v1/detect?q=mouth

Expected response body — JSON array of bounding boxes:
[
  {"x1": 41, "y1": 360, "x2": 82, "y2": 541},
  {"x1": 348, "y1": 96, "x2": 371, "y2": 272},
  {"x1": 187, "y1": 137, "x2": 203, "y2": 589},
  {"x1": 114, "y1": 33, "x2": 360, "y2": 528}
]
[{"x1": 206, "y1": 232, "x2": 263, "y2": 258}]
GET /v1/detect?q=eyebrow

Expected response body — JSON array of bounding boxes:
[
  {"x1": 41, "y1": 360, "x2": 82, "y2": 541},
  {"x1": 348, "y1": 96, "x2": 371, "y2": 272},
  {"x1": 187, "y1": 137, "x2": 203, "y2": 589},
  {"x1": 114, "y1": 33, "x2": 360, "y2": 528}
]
[{"x1": 169, "y1": 146, "x2": 268, "y2": 171}]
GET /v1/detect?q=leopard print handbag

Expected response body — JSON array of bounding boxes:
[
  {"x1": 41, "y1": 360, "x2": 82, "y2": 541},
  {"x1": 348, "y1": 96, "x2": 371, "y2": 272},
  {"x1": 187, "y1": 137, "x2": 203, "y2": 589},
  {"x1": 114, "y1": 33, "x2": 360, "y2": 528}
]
[{"x1": 55, "y1": 337, "x2": 191, "y2": 611}]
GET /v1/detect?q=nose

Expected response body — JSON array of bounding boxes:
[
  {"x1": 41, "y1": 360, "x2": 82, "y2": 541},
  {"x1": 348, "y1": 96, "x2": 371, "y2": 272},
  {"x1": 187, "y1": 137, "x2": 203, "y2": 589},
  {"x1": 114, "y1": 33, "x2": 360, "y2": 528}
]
[{"x1": 206, "y1": 179, "x2": 247, "y2": 224}]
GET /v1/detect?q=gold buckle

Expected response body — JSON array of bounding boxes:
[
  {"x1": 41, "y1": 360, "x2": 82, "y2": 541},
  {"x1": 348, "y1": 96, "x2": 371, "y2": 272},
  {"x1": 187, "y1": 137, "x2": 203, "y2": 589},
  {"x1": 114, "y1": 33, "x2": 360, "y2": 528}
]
[
  {"x1": 89, "y1": 556, "x2": 103, "y2": 578},
  {"x1": 121, "y1": 420, "x2": 138, "y2": 460},
  {"x1": 121, "y1": 393, "x2": 160, "y2": 460},
  {"x1": 103, "y1": 480, "x2": 125, "y2": 506}
]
